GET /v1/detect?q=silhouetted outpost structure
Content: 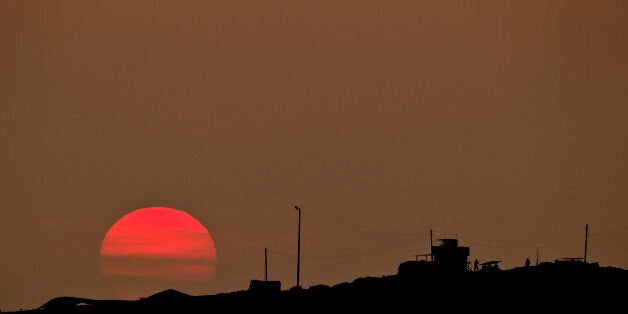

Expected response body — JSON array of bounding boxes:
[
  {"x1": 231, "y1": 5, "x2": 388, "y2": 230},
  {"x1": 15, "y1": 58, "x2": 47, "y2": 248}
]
[
  {"x1": 431, "y1": 238, "x2": 470, "y2": 272},
  {"x1": 397, "y1": 237, "x2": 470, "y2": 276}
]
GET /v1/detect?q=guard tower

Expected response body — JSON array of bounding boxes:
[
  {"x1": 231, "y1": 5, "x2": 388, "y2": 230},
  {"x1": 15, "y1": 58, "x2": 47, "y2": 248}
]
[{"x1": 431, "y1": 238, "x2": 470, "y2": 272}]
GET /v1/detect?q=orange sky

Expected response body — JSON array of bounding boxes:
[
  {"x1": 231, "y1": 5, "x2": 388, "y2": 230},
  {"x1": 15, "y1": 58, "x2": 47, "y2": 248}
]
[{"x1": 1, "y1": 1, "x2": 627, "y2": 311}]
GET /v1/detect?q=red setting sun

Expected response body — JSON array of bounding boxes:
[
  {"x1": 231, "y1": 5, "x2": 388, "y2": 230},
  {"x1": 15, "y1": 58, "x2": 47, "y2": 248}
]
[{"x1": 100, "y1": 207, "x2": 217, "y2": 299}]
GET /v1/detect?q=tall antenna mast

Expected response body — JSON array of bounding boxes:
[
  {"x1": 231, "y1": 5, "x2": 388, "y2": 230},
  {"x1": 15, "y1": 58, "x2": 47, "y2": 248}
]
[
  {"x1": 430, "y1": 229, "x2": 433, "y2": 262},
  {"x1": 265, "y1": 247, "x2": 268, "y2": 281},
  {"x1": 294, "y1": 205, "x2": 302, "y2": 288},
  {"x1": 584, "y1": 224, "x2": 588, "y2": 263}
]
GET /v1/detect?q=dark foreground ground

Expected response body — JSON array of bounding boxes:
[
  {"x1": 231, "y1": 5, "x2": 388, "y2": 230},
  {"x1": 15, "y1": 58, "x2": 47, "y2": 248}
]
[{"x1": 12, "y1": 261, "x2": 628, "y2": 313}]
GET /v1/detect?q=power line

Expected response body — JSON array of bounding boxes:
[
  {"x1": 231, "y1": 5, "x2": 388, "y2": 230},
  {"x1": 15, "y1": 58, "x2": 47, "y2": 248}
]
[
  {"x1": 303, "y1": 217, "x2": 424, "y2": 236},
  {"x1": 302, "y1": 212, "x2": 422, "y2": 233},
  {"x1": 456, "y1": 226, "x2": 628, "y2": 247},
  {"x1": 458, "y1": 225, "x2": 628, "y2": 250},
  {"x1": 589, "y1": 229, "x2": 628, "y2": 241},
  {"x1": 464, "y1": 239, "x2": 583, "y2": 249},
  {"x1": 588, "y1": 225, "x2": 628, "y2": 237},
  {"x1": 293, "y1": 210, "x2": 627, "y2": 257},
  {"x1": 592, "y1": 237, "x2": 628, "y2": 250},
  {"x1": 457, "y1": 235, "x2": 582, "y2": 244},
  {"x1": 268, "y1": 235, "x2": 423, "y2": 260}
]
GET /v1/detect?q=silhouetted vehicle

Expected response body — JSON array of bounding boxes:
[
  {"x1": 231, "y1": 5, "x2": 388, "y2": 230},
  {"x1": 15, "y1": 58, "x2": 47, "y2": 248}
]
[{"x1": 479, "y1": 260, "x2": 502, "y2": 272}]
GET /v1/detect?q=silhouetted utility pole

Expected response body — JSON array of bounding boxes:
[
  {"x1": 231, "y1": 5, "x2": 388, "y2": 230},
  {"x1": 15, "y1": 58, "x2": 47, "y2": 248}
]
[
  {"x1": 265, "y1": 248, "x2": 268, "y2": 281},
  {"x1": 584, "y1": 224, "x2": 588, "y2": 263},
  {"x1": 430, "y1": 229, "x2": 433, "y2": 262},
  {"x1": 294, "y1": 205, "x2": 302, "y2": 288}
]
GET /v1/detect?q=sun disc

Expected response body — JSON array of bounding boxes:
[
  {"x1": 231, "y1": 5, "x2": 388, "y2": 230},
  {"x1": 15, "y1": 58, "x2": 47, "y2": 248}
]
[{"x1": 99, "y1": 207, "x2": 217, "y2": 299}]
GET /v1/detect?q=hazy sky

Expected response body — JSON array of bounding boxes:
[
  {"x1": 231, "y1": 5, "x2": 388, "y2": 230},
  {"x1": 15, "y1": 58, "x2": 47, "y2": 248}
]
[{"x1": 2, "y1": 1, "x2": 627, "y2": 311}]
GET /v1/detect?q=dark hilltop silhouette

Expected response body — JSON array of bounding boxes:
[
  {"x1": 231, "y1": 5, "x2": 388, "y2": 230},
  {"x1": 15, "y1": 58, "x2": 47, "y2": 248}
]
[
  {"x1": 11, "y1": 235, "x2": 628, "y2": 313},
  {"x1": 9, "y1": 230, "x2": 628, "y2": 313}
]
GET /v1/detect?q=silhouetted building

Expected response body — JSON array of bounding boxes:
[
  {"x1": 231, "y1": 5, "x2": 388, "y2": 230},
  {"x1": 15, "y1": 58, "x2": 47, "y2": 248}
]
[
  {"x1": 397, "y1": 259, "x2": 436, "y2": 276},
  {"x1": 431, "y1": 238, "x2": 470, "y2": 272},
  {"x1": 398, "y1": 237, "x2": 470, "y2": 275}
]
